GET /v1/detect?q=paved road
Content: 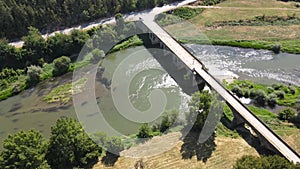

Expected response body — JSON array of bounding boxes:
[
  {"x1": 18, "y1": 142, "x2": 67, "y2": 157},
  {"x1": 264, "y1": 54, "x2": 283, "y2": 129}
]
[
  {"x1": 141, "y1": 15, "x2": 300, "y2": 164},
  {"x1": 9, "y1": 0, "x2": 196, "y2": 48}
]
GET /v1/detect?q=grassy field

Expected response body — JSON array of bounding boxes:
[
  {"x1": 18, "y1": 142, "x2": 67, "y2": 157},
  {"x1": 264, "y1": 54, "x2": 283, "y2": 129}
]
[
  {"x1": 163, "y1": 0, "x2": 300, "y2": 53},
  {"x1": 93, "y1": 133, "x2": 258, "y2": 169}
]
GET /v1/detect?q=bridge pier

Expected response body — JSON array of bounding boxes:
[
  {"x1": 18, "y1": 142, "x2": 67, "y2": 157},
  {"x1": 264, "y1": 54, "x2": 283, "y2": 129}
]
[
  {"x1": 227, "y1": 104, "x2": 246, "y2": 129},
  {"x1": 149, "y1": 33, "x2": 160, "y2": 45},
  {"x1": 227, "y1": 103, "x2": 278, "y2": 153}
]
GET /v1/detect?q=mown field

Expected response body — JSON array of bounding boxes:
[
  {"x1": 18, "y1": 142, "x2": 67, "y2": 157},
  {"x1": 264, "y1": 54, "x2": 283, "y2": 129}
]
[{"x1": 163, "y1": 0, "x2": 300, "y2": 53}]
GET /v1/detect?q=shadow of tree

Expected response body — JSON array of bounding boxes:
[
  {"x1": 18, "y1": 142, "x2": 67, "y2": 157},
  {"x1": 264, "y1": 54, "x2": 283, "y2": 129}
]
[
  {"x1": 101, "y1": 152, "x2": 119, "y2": 167},
  {"x1": 291, "y1": 113, "x2": 300, "y2": 129},
  {"x1": 220, "y1": 115, "x2": 275, "y2": 156},
  {"x1": 180, "y1": 125, "x2": 216, "y2": 163}
]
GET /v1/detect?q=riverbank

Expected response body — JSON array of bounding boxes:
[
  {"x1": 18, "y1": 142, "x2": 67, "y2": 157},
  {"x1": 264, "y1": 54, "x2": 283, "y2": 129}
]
[
  {"x1": 179, "y1": 39, "x2": 300, "y2": 54},
  {"x1": 0, "y1": 35, "x2": 144, "y2": 102}
]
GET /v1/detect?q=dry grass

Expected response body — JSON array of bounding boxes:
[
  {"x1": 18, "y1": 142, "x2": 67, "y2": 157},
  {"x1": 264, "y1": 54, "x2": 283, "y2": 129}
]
[
  {"x1": 164, "y1": 0, "x2": 300, "y2": 43},
  {"x1": 93, "y1": 133, "x2": 259, "y2": 169},
  {"x1": 217, "y1": 0, "x2": 297, "y2": 8},
  {"x1": 203, "y1": 25, "x2": 300, "y2": 40}
]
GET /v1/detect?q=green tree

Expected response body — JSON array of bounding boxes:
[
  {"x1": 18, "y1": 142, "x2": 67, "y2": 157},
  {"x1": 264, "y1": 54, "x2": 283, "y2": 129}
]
[
  {"x1": 70, "y1": 29, "x2": 90, "y2": 54},
  {"x1": 137, "y1": 123, "x2": 153, "y2": 138},
  {"x1": 233, "y1": 155, "x2": 295, "y2": 169},
  {"x1": 186, "y1": 90, "x2": 213, "y2": 128},
  {"x1": 53, "y1": 56, "x2": 71, "y2": 76},
  {"x1": 27, "y1": 65, "x2": 42, "y2": 85},
  {"x1": 278, "y1": 108, "x2": 296, "y2": 121},
  {"x1": 0, "y1": 130, "x2": 49, "y2": 169},
  {"x1": 159, "y1": 109, "x2": 179, "y2": 133},
  {"x1": 22, "y1": 27, "x2": 46, "y2": 65},
  {"x1": 46, "y1": 118, "x2": 101, "y2": 169}
]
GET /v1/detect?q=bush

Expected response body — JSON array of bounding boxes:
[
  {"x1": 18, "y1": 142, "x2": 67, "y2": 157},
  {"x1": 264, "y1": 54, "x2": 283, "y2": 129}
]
[
  {"x1": 271, "y1": 44, "x2": 281, "y2": 54},
  {"x1": 274, "y1": 90, "x2": 285, "y2": 99},
  {"x1": 272, "y1": 83, "x2": 281, "y2": 90},
  {"x1": 249, "y1": 89, "x2": 257, "y2": 99},
  {"x1": 231, "y1": 85, "x2": 243, "y2": 97},
  {"x1": 53, "y1": 56, "x2": 71, "y2": 76},
  {"x1": 172, "y1": 7, "x2": 203, "y2": 20},
  {"x1": 267, "y1": 87, "x2": 274, "y2": 94},
  {"x1": 254, "y1": 89, "x2": 267, "y2": 106},
  {"x1": 278, "y1": 108, "x2": 296, "y2": 121},
  {"x1": 27, "y1": 65, "x2": 42, "y2": 85},
  {"x1": 137, "y1": 123, "x2": 153, "y2": 138},
  {"x1": 267, "y1": 94, "x2": 278, "y2": 107},
  {"x1": 233, "y1": 155, "x2": 295, "y2": 169},
  {"x1": 288, "y1": 86, "x2": 296, "y2": 95},
  {"x1": 243, "y1": 88, "x2": 250, "y2": 98}
]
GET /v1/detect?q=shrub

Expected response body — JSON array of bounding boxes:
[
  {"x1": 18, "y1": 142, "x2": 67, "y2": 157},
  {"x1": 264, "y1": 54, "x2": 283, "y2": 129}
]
[
  {"x1": 271, "y1": 44, "x2": 281, "y2": 54},
  {"x1": 274, "y1": 90, "x2": 285, "y2": 99},
  {"x1": 137, "y1": 123, "x2": 153, "y2": 138},
  {"x1": 92, "y1": 132, "x2": 124, "y2": 155},
  {"x1": 53, "y1": 56, "x2": 71, "y2": 76},
  {"x1": 243, "y1": 88, "x2": 250, "y2": 98},
  {"x1": 233, "y1": 155, "x2": 295, "y2": 169},
  {"x1": 267, "y1": 93, "x2": 278, "y2": 107},
  {"x1": 27, "y1": 65, "x2": 42, "y2": 85},
  {"x1": 272, "y1": 83, "x2": 281, "y2": 90},
  {"x1": 267, "y1": 87, "x2": 274, "y2": 94},
  {"x1": 249, "y1": 89, "x2": 257, "y2": 99},
  {"x1": 254, "y1": 89, "x2": 267, "y2": 106},
  {"x1": 278, "y1": 108, "x2": 296, "y2": 121},
  {"x1": 231, "y1": 85, "x2": 243, "y2": 97},
  {"x1": 288, "y1": 86, "x2": 296, "y2": 95}
]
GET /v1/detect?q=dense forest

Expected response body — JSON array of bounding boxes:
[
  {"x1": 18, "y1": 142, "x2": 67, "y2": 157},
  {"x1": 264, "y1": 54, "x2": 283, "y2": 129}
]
[{"x1": 0, "y1": 0, "x2": 179, "y2": 40}]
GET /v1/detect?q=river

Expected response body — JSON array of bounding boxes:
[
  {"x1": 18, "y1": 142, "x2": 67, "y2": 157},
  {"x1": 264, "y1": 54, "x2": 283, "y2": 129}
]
[{"x1": 0, "y1": 45, "x2": 299, "y2": 148}]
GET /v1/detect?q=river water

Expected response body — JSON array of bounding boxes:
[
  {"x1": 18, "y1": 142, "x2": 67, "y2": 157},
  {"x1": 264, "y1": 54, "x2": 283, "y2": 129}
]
[{"x1": 0, "y1": 45, "x2": 299, "y2": 148}]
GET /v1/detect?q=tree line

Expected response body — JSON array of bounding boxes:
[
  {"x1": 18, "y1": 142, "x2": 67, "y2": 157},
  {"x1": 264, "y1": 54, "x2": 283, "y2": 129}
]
[
  {"x1": 0, "y1": 118, "x2": 126, "y2": 169},
  {"x1": 0, "y1": 0, "x2": 179, "y2": 40}
]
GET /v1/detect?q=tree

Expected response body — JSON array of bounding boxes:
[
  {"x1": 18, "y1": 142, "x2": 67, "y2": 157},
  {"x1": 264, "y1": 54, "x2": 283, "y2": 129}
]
[
  {"x1": 70, "y1": 29, "x2": 90, "y2": 54},
  {"x1": 46, "y1": 118, "x2": 101, "y2": 169},
  {"x1": 115, "y1": 13, "x2": 125, "y2": 33},
  {"x1": 278, "y1": 108, "x2": 296, "y2": 121},
  {"x1": 186, "y1": 90, "x2": 213, "y2": 129},
  {"x1": 233, "y1": 155, "x2": 295, "y2": 169},
  {"x1": 0, "y1": 130, "x2": 49, "y2": 169},
  {"x1": 158, "y1": 109, "x2": 179, "y2": 133},
  {"x1": 27, "y1": 65, "x2": 42, "y2": 85},
  {"x1": 137, "y1": 123, "x2": 153, "y2": 138},
  {"x1": 22, "y1": 27, "x2": 46, "y2": 65},
  {"x1": 53, "y1": 56, "x2": 71, "y2": 76}
]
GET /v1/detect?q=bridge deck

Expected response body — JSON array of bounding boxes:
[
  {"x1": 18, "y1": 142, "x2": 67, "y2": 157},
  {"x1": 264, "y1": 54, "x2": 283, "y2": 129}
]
[{"x1": 141, "y1": 17, "x2": 300, "y2": 163}]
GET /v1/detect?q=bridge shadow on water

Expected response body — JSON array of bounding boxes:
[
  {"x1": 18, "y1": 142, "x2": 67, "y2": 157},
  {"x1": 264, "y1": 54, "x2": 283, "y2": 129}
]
[{"x1": 140, "y1": 34, "x2": 205, "y2": 95}]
